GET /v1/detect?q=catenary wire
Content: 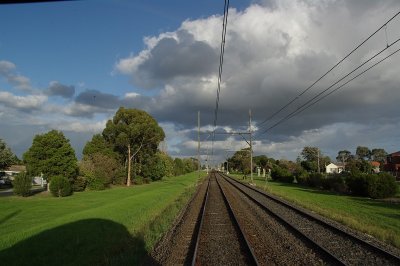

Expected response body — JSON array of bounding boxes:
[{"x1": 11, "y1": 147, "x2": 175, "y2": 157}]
[{"x1": 257, "y1": 10, "x2": 400, "y2": 127}]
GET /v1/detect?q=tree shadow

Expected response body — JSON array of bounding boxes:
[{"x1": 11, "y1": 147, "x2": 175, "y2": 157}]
[
  {"x1": 0, "y1": 210, "x2": 21, "y2": 225},
  {"x1": 0, "y1": 218, "x2": 160, "y2": 266}
]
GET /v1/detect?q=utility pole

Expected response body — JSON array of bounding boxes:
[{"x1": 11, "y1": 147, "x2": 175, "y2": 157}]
[
  {"x1": 249, "y1": 109, "x2": 253, "y2": 183},
  {"x1": 317, "y1": 148, "x2": 320, "y2": 174},
  {"x1": 198, "y1": 111, "x2": 200, "y2": 179}
]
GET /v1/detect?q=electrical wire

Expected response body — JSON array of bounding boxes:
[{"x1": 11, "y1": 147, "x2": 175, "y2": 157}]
[
  {"x1": 211, "y1": 0, "x2": 230, "y2": 159},
  {"x1": 257, "y1": 11, "x2": 400, "y2": 127},
  {"x1": 257, "y1": 45, "x2": 400, "y2": 135}
]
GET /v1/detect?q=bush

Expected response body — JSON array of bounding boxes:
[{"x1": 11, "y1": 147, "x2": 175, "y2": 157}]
[
  {"x1": 346, "y1": 173, "x2": 368, "y2": 196},
  {"x1": 295, "y1": 170, "x2": 309, "y2": 185},
  {"x1": 307, "y1": 173, "x2": 325, "y2": 188},
  {"x1": 73, "y1": 176, "x2": 86, "y2": 192},
  {"x1": 133, "y1": 176, "x2": 143, "y2": 185},
  {"x1": 367, "y1": 173, "x2": 397, "y2": 199},
  {"x1": 322, "y1": 174, "x2": 347, "y2": 193},
  {"x1": 13, "y1": 172, "x2": 32, "y2": 197},
  {"x1": 86, "y1": 175, "x2": 106, "y2": 190},
  {"x1": 271, "y1": 166, "x2": 294, "y2": 183},
  {"x1": 49, "y1": 176, "x2": 72, "y2": 197},
  {"x1": 346, "y1": 173, "x2": 397, "y2": 199}
]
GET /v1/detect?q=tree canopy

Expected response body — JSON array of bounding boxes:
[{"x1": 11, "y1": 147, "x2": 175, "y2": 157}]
[
  {"x1": 0, "y1": 139, "x2": 16, "y2": 169},
  {"x1": 23, "y1": 130, "x2": 78, "y2": 182},
  {"x1": 102, "y1": 107, "x2": 165, "y2": 186}
]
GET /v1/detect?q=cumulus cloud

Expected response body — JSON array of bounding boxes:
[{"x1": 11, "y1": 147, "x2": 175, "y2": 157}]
[
  {"x1": 114, "y1": 0, "x2": 400, "y2": 161},
  {"x1": 0, "y1": 91, "x2": 47, "y2": 111},
  {"x1": 45, "y1": 81, "x2": 75, "y2": 98},
  {"x1": 0, "y1": 60, "x2": 32, "y2": 92}
]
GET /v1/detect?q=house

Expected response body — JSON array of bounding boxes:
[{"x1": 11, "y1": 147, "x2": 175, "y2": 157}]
[
  {"x1": 325, "y1": 163, "x2": 344, "y2": 174},
  {"x1": 370, "y1": 161, "x2": 380, "y2": 173},
  {"x1": 384, "y1": 151, "x2": 400, "y2": 180},
  {"x1": 2, "y1": 165, "x2": 26, "y2": 179}
]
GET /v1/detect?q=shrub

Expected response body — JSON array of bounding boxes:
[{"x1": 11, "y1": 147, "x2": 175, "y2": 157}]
[
  {"x1": 13, "y1": 172, "x2": 32, "y2": 197},
  {"x1": 134, "y1": 176, "x2": 143, "y2": 185},
  {"x1": 346, "y1": 173, "x2": 368, "y2": 196},
  {"x1": 322, "y1": 174, "x2": 347, "y2": 193},
  {"x1": 73, "y1": 176, "x2": 86, "y2": 192},
  {"x1": 367, "y1": 173, "x2": 397, "y2": 199},
  {"x1": 295, "y1": 170, "x2": 309, "y2": 185},
  {"x1": 49, "y1": 176, "x2": 72, "y2": 197},
  {"x1": 271, "y1": 166, "x2": 294, "y2": 183},
  {"x1": 307, "y1": 173, "x2": 325, "y2": 188},
  {"x1": 86, "y1": 175, "x2": 106, "y2": 190}
]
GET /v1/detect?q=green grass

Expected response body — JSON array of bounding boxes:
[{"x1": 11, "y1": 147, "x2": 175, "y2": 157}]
[
  {"x1": 230, "y1": 174, "x2": 400, "y2": 249},
  {"x1": 0, "y1": 172, "x2": 205, "y2": 265}
]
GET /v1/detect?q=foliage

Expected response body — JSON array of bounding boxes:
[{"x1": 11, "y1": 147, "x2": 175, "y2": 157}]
[
  {"x1": 142, "y1": 153, "x2": 165, "y2": 181},
  {"x1": 371, "y1": 148, "x2": 387, "y2": 164},
  {"x1": 295, "y1": 169, "x2": 309, "y2": 185},
  {"x1": 322, "y1": 174, "x2": 347, "y2": 193},
  {"x1": 271, "y1": 165, "x2": 294, "y2": 183},
  {"x1": 173, "y1": 158, "x2": 185, "y2": 176},
  {"x1": 80, "y1": 153, "x2": 120, "y2": 190},
  {"x1": 0, "y1": 139, "x2": 15, "y2": 170},
  {"x1": 366, "y1": 173, "x2": 397, "y2": 199},
  {"x1": 336, "y1": 150, "x2": 352, "y2": 163},
  {"x1": 49, "y1": 175, "x2": 72, "y2": 197},
  {"x1": 23, "y1": 130, "x2": 78, "y2": 183},
  {"x1": 73, "y1": 176, "x2": 86, "y2": 192},
  {"x1": 346, "y1": 172, "x2": 397, "y2": 199},
  {"x1": 227, "y1": 148, "x2": 251, "y2": 174},
  {"x1": 356, "y1": 146, "x2": 371, "y2": 160},
  {"x1": 300, "y1": 146, "x2": 330, "y2": 173},
  {"x1": 159, "y1": 152, "x2": 174, "y2": 177},
  {"x1": 83, "y1": 134, "x2": 120, "y2": 160},
  {"x1": 307, "y1": 173, "x2": 326, "y2": 188},
  {"x1": 12, "y1": 172, "x2": 32, "y2": 197},
  {"x1": 102, "y1": 107, "x2": 165, "y2": 185}
]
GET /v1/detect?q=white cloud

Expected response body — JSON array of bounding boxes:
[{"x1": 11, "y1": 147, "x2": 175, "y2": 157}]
[{"x1": 0, "y1": 91, "x2": 47, "y2": 110}]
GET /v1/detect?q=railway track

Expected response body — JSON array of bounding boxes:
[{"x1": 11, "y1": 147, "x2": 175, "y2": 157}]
[
  {"x1": 220, "y1": 172, "x2": 400, "y2": 265},
  {"x1": 191, "y1": 172, "x2": 258, "y2": 265}
]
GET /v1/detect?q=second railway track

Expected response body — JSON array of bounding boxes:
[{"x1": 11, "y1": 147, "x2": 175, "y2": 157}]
[{"x1": 220, "y1": 172, "x2": 400, "y2": 265}]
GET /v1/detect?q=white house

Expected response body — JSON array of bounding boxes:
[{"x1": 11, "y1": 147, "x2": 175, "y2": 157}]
[{"x1": 325, "y1": 163, "x2": 344, "y2": 174}]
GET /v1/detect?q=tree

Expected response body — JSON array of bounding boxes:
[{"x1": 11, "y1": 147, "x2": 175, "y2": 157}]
[
  {"x1": 371, "y1": 148, "x2": 387, "y2": 164},
  {"x1": 83, "y1": 134, "x2": 119, "y2": 160},
  {"x1": 0, "y1": 139, "x2": 15, "y2": 170},
  {"x1": 80, "y1": 152, "x2": 120, "y2": 190},
  {"x1": 102, "y1": 107, "x2": 165, "y2": 186},
  {"x1": 301, "y1": 147, "x2": 329, "y2": 173},
  {"x1": 228, "y1": 148, "x2": 251, "y2": 174},
  {"x1": 356, "y1": 146, "x2": 371, "y2": 160},
  {"x1": 23, "y1": 130, "x2": 78, "y2": 189},
  {"x1": 173, "y1": 158, "x2": 185, "y2": 176},
  {"x1": 336, "y1": 150, "x2": 351, "y2": 164},
  {"x1": 13, "y1": 172, "x2": 32, "y2": 197}
]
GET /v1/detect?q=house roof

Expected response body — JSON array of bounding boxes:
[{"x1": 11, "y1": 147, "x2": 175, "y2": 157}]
[
  {"x1": 389, "y1": 151, "x2": 400, "y2": 157},
  {"x1": 370, "y1": 161, "x2": 380, "y2": 167},
  {"x1": 5, "y1": 165, "x2": 26, "y2": 172}
]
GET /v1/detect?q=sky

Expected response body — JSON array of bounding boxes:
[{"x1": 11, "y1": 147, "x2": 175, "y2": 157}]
[{"x1": 1, "y1": 0, "x2": 400, "y2": 165}]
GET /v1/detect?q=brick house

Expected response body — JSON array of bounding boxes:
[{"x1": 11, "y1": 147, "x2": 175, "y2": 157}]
[{"x1": 384, "y1": 151, "x2": 400, "y2": 180}]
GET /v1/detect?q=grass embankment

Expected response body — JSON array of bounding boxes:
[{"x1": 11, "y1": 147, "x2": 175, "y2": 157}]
[
  {"x1": 230, "y1": 174, "x2": 400, "y2": 249},
  {"x1": 0, "y1": 172, "x2": 205, "y2": 265}
]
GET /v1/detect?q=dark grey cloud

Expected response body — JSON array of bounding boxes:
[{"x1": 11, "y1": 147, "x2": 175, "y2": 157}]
[
  {"x1": 131, "y1": 30, "x2": 217, "y2": 88},
  {"x1": 75, "y1": 89, "x2": 121, "y2": 109},
  {"x1": 45, "y1": 81, "x2": 75, "y2": 98}
]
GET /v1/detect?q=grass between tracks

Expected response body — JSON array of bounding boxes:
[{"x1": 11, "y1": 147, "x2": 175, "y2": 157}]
[
  {"x1": 230, "y1": 174, "x2": 400, "y2": 249},
  {"x1": 0, "y1": 172, "x2": 205, "y2": 265}
]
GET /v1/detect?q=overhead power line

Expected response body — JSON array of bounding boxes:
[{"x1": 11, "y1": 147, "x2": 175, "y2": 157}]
[
  {"x1": 257, "y1": 10, "x2": 400, "y2": 127},
  {"x1": 257, "y1": 43, "x2": 400, "y2": 136},
  {"x1": 211, "y1": 0, "x2": 230, "y2": 157}
]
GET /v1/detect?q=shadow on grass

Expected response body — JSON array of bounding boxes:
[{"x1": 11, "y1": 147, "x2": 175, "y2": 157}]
[
  {"x1": 0, "y1": 210, "x2": 21, "y2": 225},
  {"x1": 0, "y1": 218, "x2": 160, "y2": 266}
]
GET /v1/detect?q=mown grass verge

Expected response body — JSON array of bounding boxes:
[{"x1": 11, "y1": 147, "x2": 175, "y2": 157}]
[
  {"x1": 0, "y1": 172, "x2": 205, "y2": 265},
  {"x1": 230, "y1": 174, "x2": 400, "y2": 249}
]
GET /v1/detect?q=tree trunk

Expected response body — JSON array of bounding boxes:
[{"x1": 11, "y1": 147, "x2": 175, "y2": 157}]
[{"x1": 127, "y1": 144, "x2": 131, "y2": 187}]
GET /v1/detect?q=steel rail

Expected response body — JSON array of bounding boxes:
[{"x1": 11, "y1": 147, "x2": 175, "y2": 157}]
[
  {"x1": 191, "y1": 172, "x2": 259, "y2": 266},
  {"x1": 221, "y1": 173, "x2": 400, "y2": 265}
]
